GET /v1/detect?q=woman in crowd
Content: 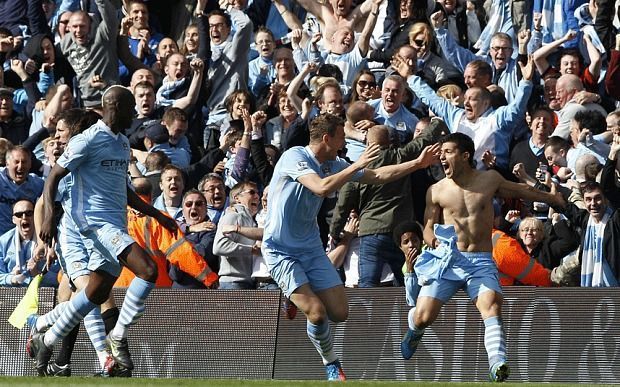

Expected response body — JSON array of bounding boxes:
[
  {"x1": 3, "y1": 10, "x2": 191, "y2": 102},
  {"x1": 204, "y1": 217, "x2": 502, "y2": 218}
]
[
  {"x1": 517, "y1": 215, "x2": 580, "y2": 270},
  {"x1": 349, "y1": 69, "x2": 380, "y2": 103}
]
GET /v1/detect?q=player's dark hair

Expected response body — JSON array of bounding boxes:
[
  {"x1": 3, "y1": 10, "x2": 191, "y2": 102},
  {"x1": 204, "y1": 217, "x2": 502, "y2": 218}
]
[
  {"x1": 439, "y1": 132, "x2": 475, "y2": 168},
  {"x1": 309, "y1": 113, "x2": 345, "y2": 143}
]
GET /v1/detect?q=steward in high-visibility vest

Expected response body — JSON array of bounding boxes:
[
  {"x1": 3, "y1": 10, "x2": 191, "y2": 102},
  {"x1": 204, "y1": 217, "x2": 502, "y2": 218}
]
[
  {"x1": 115, "y1": 212, "x2": 218, "y2": 288},
  {"x1": 491, "y1": 229, "x2": 551, "y2": 286}
]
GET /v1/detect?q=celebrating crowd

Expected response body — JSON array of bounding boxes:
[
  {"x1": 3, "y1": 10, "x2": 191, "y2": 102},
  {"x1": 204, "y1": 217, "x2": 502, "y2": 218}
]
[{"x1": 0, "y1": 0, "x2": 619, "y2": 381}]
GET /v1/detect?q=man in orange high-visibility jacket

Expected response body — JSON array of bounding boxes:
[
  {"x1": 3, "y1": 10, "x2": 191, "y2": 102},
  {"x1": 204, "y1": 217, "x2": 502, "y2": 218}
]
[
  {"x1": 115, "y1": 180, "x2": 218, "y2": 288},
  {"x1": 492, "y1": 229, "x2": 551, "y2": 286}
]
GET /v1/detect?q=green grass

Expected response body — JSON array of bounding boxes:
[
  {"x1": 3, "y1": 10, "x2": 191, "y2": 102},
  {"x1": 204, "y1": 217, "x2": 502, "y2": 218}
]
[{"x1": 0, "y1": 378, "x2": 608, "y2": 387}]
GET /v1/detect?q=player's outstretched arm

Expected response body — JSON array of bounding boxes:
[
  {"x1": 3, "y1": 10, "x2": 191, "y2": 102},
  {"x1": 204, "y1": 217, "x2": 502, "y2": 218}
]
[
  {"x1": 360, "y1": 143, "x2": 440, "y2": 184},
  {"x1": 496, "y1": 171, "x2": 566, "y2": 209},
  {"x1": 297, "y1": 143, "x2": 381, "y2": 197},
  {"x1": 39, "y1": 164, "x2": 69, "y2": 245}
]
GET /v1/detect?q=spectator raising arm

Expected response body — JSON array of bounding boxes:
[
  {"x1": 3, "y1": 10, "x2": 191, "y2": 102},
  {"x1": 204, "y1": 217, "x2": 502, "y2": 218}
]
[{"x1": 532, "y1": 30, "x2": 578, "y2": 75}]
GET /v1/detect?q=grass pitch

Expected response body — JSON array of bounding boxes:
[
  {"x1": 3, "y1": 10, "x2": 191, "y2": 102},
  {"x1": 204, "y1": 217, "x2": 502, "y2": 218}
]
[{"x1": 0, "y1": 378, "x2": 602, "y2": 387}]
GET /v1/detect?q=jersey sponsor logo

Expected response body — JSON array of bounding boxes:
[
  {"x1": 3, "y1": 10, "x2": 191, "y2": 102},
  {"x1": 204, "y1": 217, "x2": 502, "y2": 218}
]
[
  {"x1": 296, "y1": 161, "x2": 308, "y2": 171},
  {"x1": 100, "y1": 159, "x2": 128, "y2": 168}
]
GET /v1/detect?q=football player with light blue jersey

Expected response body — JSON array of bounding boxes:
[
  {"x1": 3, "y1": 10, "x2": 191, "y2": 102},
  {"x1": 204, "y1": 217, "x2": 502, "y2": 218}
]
[
  {"x1": 262, "y1": 113, "x2": 440, "y2": 381},
  {"x1": 31, "y1": 87, "x2": 178, "y2": 377}
]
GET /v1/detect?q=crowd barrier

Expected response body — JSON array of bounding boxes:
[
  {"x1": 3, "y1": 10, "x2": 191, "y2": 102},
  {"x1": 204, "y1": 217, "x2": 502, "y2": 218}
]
[{"x1": 0, "y1": 287, "x2": 618, "y2": 382}]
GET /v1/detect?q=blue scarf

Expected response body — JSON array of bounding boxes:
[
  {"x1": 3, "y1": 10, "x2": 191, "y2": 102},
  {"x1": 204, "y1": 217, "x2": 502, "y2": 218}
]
[{"x1": 156, "y1": 76, "x2": 188, "y2": 107}]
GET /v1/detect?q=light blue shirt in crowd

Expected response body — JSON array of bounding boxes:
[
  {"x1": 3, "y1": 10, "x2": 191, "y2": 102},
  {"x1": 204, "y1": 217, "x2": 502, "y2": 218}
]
[
  {"x1": 0, "y1": 168, "x2": 44, "y2": 235},
  {"x1": 367, "y1": 98, "x2": 419, "y2": 145}
]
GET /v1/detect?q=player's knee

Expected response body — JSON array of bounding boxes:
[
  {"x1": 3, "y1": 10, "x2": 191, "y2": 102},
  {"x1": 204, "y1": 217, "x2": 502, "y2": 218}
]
[
  {"x1": 481, "y1": 303, "x2": 502, "y2": 320},
  {"x1": 138, "y1": 258, "x2": 158, "y2": 283},
  {"x1": 86, "y1": 288, "x2": 110, "y2": 305},
  {"x1": 414, "y1": 308, "x2": 435, "y2": 329},
  {"x1": 305, "y1": 302, "x2": 327, "y2": 325}
]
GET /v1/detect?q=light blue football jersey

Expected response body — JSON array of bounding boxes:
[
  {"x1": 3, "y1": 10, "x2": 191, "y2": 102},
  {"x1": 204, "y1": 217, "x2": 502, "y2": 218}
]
[
  {"x1": 263, "y1": 146, "x2": 363, "y2": 253},
  {"x1": 56, "y1": 120, "x2": 131, "y2": 231}
]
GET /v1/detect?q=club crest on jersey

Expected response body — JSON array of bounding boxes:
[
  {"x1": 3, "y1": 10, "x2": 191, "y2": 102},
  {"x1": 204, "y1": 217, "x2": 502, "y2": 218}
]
[
  {"x1": 110, "y1": 234, "x2": 121, "y2": 246},
  {"x1": 297, "y1": 161, "x2": 308, "y2": 171},
  {"x1": 322, "y1": 166, "x2": 331, "y2": 175}
]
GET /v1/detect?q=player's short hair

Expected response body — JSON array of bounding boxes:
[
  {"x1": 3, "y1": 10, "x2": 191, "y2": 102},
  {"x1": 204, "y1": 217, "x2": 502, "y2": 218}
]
[
  {"x1": 439, "y1": 132, "x2": 475, "y2": 168},
  {"x1": 393, "y1": 221, "x2": 423, "y2": 247},
  {"x1": 58, "y1": 108, "x2": 100, "y2": 137},
  {"x1": 309, "y1": 113, "x2": 344, "y2": 144}
]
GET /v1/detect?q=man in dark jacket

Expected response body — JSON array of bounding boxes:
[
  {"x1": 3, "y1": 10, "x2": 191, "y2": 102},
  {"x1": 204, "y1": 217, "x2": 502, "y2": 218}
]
[{"x1": 330, "y1": 118, "x2": 448, "y2": 287}]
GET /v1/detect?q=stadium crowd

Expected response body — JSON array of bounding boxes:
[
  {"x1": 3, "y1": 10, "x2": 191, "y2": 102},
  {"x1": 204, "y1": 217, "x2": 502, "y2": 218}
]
[{"x1": 0, "y1": 0, "x2": 619, "y2": 295}]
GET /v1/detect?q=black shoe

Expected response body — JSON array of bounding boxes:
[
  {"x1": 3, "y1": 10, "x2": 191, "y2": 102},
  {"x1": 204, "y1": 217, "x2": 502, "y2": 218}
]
[
  {"x1": 106, "y1": 335, "x2": 134, "y2": 370},
  {"x1": 30, "y1": 333, "x2": 53, "y2": 376},
  {"x1": 47, "y1": 362, "x2": 71, "y2": 377}
]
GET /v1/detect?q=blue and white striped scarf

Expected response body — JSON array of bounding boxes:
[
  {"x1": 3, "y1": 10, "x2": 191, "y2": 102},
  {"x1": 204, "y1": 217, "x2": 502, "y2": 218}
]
[
  {"x1": 474, "y1": 0, "x2": 516, "y2": 56},
  {"x1": 581, "y1": 207, "x2": 619, "y2": 287},
  {"x1": 156, "y1": 77, "x2": 188, "y2": 107},
  {"x1": 574, "y1": 4, "x2": 606, "y2": 55},
  {"x1": 540, "y1": 0, "x2": 565, "y2": 45}
]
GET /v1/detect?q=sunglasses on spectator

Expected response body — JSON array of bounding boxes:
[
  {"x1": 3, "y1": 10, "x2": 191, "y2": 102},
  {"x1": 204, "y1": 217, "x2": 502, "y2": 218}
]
[
  {"x1": 184, "y1": 201, "x2": 205, "y2": 207},
  {"x1": 13, "y1": 210, "x2": 34, "y2": 218},
  {"x1": 357, "y1": 80, "x2": 376, "y2": 88},
  {"x1": 412, "y1": 39, "x2": 427, "y2": 47}
]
